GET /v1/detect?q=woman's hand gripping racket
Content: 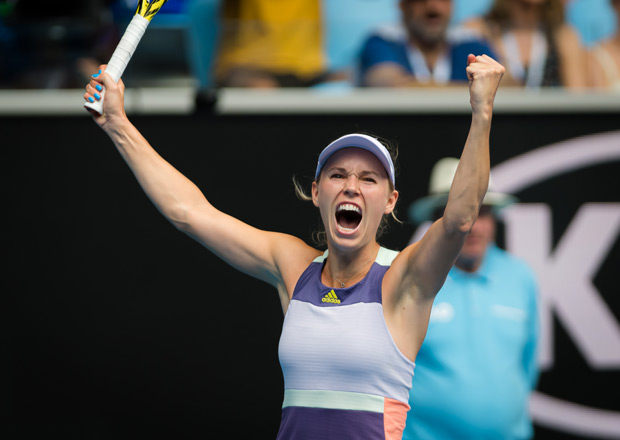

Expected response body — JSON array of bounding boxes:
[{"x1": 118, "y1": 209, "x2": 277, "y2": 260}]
[{"x1": 84, "y1": 0, "x2": 168, "y2": 115}]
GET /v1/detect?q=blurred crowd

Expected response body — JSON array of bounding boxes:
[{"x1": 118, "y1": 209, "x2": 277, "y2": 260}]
[{"x1": 0, "y1": 0, "x2": 618, "y2": 91}]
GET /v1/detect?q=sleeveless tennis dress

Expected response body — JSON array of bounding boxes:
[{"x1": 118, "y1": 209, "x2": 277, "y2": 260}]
[{"x1": 277, "y1": 247, "x2": 415, "y2": 439}]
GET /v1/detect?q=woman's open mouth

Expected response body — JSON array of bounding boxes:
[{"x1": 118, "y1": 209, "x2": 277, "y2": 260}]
[{"x1": 335, "y1": 203, "x2": 362, "y2": 233}]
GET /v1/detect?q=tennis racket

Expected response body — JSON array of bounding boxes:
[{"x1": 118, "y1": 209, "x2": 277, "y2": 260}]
[{"x1": 84, "y1": 0, "x2": 168, "y2": 115}]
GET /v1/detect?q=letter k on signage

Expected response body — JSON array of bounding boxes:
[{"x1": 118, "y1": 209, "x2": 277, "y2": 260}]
[{"x1": 492, "y1": 131, "x2": 620, "y2": 438}]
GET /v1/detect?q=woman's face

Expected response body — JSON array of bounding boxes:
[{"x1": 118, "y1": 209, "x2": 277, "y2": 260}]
[{"x1": 312, "y1": 148, "x2": 398, "y2": 251}]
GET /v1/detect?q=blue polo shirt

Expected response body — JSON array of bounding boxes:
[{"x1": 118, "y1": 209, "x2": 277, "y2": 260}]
[
  {"x1": 359, "y1": 25, "x2": 496, "y2": 84},
  {"x1": 403, "y1": 244, "x2": 539, "y2": 440}
]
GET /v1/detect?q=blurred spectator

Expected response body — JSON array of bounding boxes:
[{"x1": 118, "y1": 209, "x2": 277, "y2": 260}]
[
  {"x1": 403, "y1": 157, "x2": 540, "y2": 440},
  {"x1": 358, "y1": 0, "x2": 496, "y2": 87},
  {"x1": 462, "y1": 0, "x2": 587, "y2": 88},
  {"x1": 585, "y1": 0, "x2": 620, "y2": 90},
  {"x1": 214, "y1": 0, "x2": 340, "y2": 88},
  {"x1": 0, "y1": 0, "x2": 119, "y2": 89}
]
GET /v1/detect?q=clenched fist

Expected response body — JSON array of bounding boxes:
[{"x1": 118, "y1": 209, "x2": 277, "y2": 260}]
[{"x1": 466, "y1": 54, "x2": 505, "y2": 118}]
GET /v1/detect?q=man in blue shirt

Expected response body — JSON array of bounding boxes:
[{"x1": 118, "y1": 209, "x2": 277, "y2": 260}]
[
  {"x1": 359, "y1": 0, "x2": 496, "y2": 86},
  {"x1": 404, "y1": 158, "x2": 540, "y2": 439}
]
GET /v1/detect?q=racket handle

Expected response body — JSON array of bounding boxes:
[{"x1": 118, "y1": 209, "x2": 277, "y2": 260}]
[{"x1": 84, "y1": 14, "x2": 150, "y2": 115}]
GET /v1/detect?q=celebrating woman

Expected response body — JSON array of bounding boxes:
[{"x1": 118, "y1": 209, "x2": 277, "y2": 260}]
[{"x1": 84, "y1": 54, "x2": 504, "y2": 440}]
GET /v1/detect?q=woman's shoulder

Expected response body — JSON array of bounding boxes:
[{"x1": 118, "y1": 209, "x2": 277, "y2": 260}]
[
  {"x1": 595, "y1": 38, "x2": 619, "y2": 54},
  {"x1": 274, "y1": 233, "x2": 323, "y2": 263},
  {"x1": 553, "y1": 23, "x2": 582, "y2": 46},
  {"x1": 271, "y1": 233, "x2": 323, "y2": 302}
]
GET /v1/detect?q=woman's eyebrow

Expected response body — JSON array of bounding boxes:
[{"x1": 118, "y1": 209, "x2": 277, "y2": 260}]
[
  {"x1": 359, "y1": 170, "x2": 381, "y2": 176},
  {"x1": 324, "y1": 167, "x2": 383, "y2": 177},
  {"x1": 325, "y1": 166, "x2": 347, "y2": 173}
]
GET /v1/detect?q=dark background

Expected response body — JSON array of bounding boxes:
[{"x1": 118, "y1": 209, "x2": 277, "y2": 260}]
[{"x1": 4, "y1": 111, "x2": 620, "y2": 439}]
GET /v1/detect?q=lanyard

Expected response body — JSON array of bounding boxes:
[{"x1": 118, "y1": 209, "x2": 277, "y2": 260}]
[
  {"x1": 502, "y1": 29, "x2": 548, "y2": 88},
  {"x1": 406, "y1": 45, "x2": 451, "y2": 84}
]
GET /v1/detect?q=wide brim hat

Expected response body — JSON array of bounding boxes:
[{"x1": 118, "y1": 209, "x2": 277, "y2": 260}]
[{"x1": 408, "y1": 157, "x2": 517, "y2": 224}]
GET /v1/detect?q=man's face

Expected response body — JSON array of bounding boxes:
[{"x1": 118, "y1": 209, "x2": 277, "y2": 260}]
[
  {"x1": 456, "y1": 205, "x2": 496, "y2": 271},
  {"x1": 400, "y1": 0, "x2": 452, "y2": 46}
]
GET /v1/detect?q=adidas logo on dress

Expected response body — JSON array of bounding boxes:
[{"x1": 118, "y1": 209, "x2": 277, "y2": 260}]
[{"x1": 322, "y1": 290, "x2": 341, "y2": 304}]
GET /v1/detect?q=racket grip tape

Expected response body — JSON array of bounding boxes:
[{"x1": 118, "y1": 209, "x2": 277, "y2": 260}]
[{"x1": 84, "y1": 14, "x2": 150, "y2": 115}]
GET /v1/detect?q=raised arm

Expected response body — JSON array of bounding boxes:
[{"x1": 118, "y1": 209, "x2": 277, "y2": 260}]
[
  {"x1": 384, "y1": 55, "x2": 504, "y2": 357},
  {"x1": 83, "y1": 68, "x2": 317, "y2": 308}
]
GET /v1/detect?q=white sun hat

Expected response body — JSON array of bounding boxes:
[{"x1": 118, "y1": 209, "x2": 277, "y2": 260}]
[{"x1": 408, "y1": 157, "x2": 517, "y2": 224}]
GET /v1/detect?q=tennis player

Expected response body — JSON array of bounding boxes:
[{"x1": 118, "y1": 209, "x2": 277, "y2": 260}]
[{"x1": 84, "y1": 54, "x2": 505, "y2": 439}]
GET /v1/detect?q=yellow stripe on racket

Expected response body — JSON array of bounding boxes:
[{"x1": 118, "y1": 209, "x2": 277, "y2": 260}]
[{"x1": 84, "y1": 0, "x2": 169, "y2": 115}]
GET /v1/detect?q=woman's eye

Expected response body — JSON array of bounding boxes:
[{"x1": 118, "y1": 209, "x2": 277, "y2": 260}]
[{"x1": 331, "y1": 173, "x2": 345, "y2": 179}]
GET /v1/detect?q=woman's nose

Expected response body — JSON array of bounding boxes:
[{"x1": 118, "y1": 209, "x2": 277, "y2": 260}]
[{"x1": 343, "y1": 175, "x2": 360, "y2": 195}]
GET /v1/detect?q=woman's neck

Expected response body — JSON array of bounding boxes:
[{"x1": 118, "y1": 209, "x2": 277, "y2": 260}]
[{"x1": 323, "y1": 242, "x2": 380, "y2": 288}]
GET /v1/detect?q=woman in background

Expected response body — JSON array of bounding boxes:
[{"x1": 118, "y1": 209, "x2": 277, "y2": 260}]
[{"x1": 464, "y1": 0, "x2": 586, "y2": 88}]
